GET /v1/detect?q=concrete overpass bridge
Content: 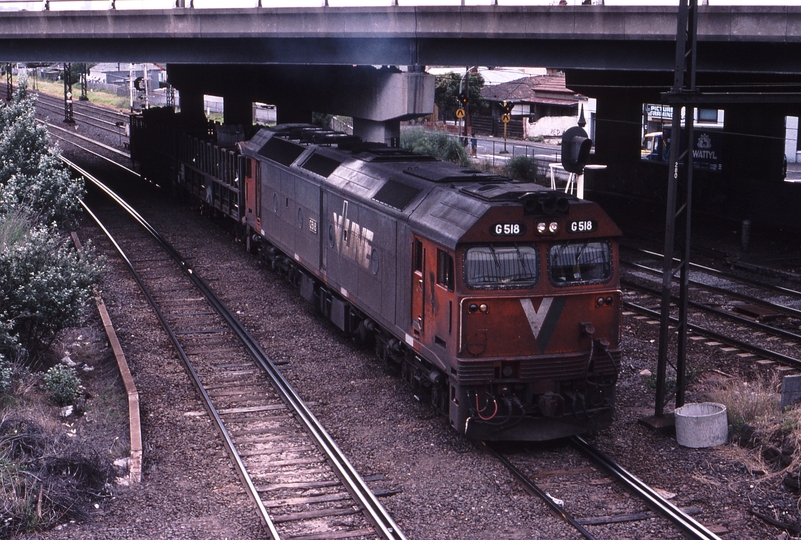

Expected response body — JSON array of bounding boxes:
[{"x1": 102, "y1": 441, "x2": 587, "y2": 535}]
[{"x1": 2, "y1": 4, "x2": 801, "y2": 227}]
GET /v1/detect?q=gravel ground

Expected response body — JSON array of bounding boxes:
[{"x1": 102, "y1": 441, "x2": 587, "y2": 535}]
[{"x1": 19, "y1": 117, "x2": 801, "y2": 539}]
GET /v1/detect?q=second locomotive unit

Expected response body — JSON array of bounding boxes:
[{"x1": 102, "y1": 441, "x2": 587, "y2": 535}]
[{"x1": 131, "y1": 110, "x2": 622, "y2": 441}]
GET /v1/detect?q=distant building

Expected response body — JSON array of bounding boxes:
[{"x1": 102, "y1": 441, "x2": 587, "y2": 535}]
[
  {"x1": 88, "y1": 63, "x2": 164, "y2": 94},
  {"x1": 474, "y1": 72, "x2": 590, "y2": 140}
]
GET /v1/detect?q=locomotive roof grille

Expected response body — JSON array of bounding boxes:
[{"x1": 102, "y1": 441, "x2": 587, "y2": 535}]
[
  {"x1": 352, "y1": 147, "x2": 436, "y2": 162},
  {"x1": 258, "y1": 136, "x2": 305, "y2": 166},
  {"x1": 302, "y1": 131, "x2": 363, "y2": 147},
  {"x1": 270, "y1": 124, "x2": 322, "y2": 139},
  {"x1": 460, "y1": 184, "x2": 573, "y2": 214},
  {"x1": 404, "y1": 163, "x2": 499, "y2": 183},
  {"x1": 371, "y1": 180, "x2": 422, "y2": 211}
]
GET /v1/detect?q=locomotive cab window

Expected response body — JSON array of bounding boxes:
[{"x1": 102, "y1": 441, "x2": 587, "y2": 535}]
[
  {"x1": 437, "y1": 249, "x2": 454, "y2": 291},
  {"x1": 549, "y1": 240, "x2": 612, "y2": 285},
  {"x1": 464, "y1": 245, "x2": 538, "y2": 289}
]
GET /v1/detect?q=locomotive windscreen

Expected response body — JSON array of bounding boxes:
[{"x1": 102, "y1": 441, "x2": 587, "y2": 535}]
[
  {"x1": 464, "y1": 245, "x2": 539, "y2": 289},
  {"x1": 258, "y1": 137, "x2": 305, "y2": 166},
  {"x1": 549, "y1": 241, "x2": 612, "y2": 285},
  {"x1": 372, "y1": 180, "x2": 421, "y2": 211}
]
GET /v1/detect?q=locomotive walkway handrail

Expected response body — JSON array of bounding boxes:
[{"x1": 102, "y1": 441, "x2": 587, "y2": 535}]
[{"x1": 66, "y1": 157, "x2": 407, "y2": 540}]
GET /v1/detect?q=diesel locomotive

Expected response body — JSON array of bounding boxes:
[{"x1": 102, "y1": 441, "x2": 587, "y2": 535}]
[{"x1": 130, "y1": 109, "x2": 622, "y2": 441}]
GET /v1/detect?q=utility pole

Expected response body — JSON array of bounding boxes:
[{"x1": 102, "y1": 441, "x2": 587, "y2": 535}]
[
  {"x1": 642, "y1": 0, "x2": 697, "y2": 429},
  {"x1": 63, "y1": 63, "x2": 75, "y2": 124}
]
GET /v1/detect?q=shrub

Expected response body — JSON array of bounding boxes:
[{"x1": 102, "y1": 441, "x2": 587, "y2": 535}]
[
  {"x1": 0, "y1": 220, "x2": 104, "y2": 354},
  {"x1": 401, "y1": 128, "x2": 471, "y2": 166},
  {"x1": 42, "y1": 365, "x2": 82, "y2": 406},
  {"x1": 507, "y1": 156, "x2": 539, "y2": 182}
]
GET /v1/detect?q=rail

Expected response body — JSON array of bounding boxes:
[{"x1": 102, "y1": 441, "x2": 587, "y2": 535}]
[
  {"x1": 570, "y1": 436, "x2": 722, "y2": 540},
  {"x1": 64, "y1": 156, "x2": 406, "y2": 539}
]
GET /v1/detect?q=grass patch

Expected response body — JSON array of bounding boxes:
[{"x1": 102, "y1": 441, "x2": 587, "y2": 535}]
[
  {"x1": 0, "y1": 322, "x2": 127, "y2": 536},
  {"x1": 25, "y1": 78, "x2": 130, "y2": 112},
  {"x1": 710, "y1": 375, "x2": 781, "y2": 435},
  {"x1": 709, "y1": 374, "x2": 801, "y2": 487}
]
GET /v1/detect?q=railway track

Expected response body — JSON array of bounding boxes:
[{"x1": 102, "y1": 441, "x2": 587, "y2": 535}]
[
  {"x1": 14, "y1": 95, "x2": 789, "y2": 538},
  {"x1": 69, "y1": 158, "x2": 405, "y2": 540},
  {"x1": 486, "y1": 439, "x2": 723, "y2": 540},
  {"x1": 620, "y1": 246, "x2": 801, "y2": 369},
  {"x1": 2, "y1": 81, "x2": 130, "y2": 146}
]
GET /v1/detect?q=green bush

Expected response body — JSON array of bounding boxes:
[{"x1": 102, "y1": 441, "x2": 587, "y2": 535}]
[
  {"x1": 0, "y1": 219, "x2": 103, "y2": 354},
  {"x1": 42, "y1": 365, "x2": 82, "y2": 406},
  {"x1": 401, "y1": 128, "x2": 471, "y2": 166},
  {"x1": 507, "y1": 156, "x2": 539, "y2": 182},
  {"x1": 0, "y1": 82, "x2": 85, "y2": 229}
]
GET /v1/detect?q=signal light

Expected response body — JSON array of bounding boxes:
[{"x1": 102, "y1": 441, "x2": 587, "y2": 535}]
[
  {"x1": 458, "y1": 92, "x2": 468, "y2": 105},
  {"x1": 561, "y1": 125, "x2": 593, "y2": 174}
]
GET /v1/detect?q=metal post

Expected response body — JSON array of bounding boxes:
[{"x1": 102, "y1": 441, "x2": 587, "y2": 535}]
[
  {"x1": 80, "y1": 63, "x2": 88, "y2": 101},
  {"x1": 63, "y1": 63, "x2": 75, "y2": 124},
  {"x1": 129, "y1": 63, "x2": 135, "y2": 113},
  {"x1": 647, "y1": 0, "x2": 697, "y2": 427},
  {"x1": 6, "y1": 63, "x2": 12, "y2": 101},
  {"x1": 143, "y1": 63, "x2": 149, "y2": 110}
]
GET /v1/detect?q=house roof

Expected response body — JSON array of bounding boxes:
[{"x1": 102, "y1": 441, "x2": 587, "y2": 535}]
[{"x1": 481, "y1": 74, "x2": 583, "y2": 106}]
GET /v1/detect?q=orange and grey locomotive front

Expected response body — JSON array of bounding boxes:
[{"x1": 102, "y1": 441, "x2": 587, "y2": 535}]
[{"x1": 405, "y1": 179, "x2": 621, "y2": 441}]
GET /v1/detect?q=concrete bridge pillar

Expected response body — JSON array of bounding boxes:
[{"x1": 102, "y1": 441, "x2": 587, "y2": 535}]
[
  {"x1": 275, "y1": 105, "x2": 313, "y2": 125},
  {"x1": 592, "y1": 93, "x2": 644, "y2": 164},
  {"x1": 223, "y1": 94, "x2": 253, "y2": 127},
  {"x1": 723, "y1": 105, "x2": 787, "y2": 185},
  {"x1": 178, "y1": 90, "x2": 204, "y2": 119},
  {"x1": 353, "y1": 118, "x2": 400, "y2": 146}
]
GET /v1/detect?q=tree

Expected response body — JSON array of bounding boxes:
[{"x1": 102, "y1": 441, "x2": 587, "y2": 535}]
[
  {"x1": 434, "y1": 71, "x2": 486, "y2": 121},
  {"x1": 0, "y1": 81, "x2": 84, "y2": 228}
]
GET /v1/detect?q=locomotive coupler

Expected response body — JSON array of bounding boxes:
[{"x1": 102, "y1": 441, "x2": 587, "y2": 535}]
[{"x1": 538, "y1": 392, "x2": 565, "y2": 418}]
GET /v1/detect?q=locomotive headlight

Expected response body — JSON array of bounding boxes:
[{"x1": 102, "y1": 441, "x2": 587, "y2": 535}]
[
  {"x1": 502, "y1": 365, "x2": 514, "y2": 377},
  {"x1": 606, "y1": 296, "x2": 614, "y2": 305},
  {"x1": 596, "y1": 296, "x2": 605, "y2": 307},
  {"x1": 479, "y1": 303, "x2": 489, "y2": 313},
  {"x1": 469, "y1": 303, "x2": 479, "y2": 313},
  {"x1": 548, "y1": 221, "x2": 559, "y2": 233},
  {"x1": 536, "y1": 222, "x2": 547, "y2": 234}
]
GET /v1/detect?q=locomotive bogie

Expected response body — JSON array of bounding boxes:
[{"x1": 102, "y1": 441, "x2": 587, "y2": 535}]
[{"x1": 129, "y1": 115, "x2": 624, "y2": 442}]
